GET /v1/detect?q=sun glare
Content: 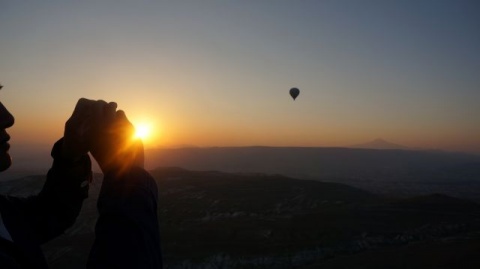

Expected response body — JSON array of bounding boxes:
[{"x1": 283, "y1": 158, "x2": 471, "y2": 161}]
[{"x1": 134, "y1": 123, "x2": 151, "y2": 140}]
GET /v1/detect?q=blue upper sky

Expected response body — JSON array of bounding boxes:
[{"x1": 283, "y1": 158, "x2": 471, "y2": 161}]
[{"x1": 1, "y1": 0, "x2": 479, "y2": 152}]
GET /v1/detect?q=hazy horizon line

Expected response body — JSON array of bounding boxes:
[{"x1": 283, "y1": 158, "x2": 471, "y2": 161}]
[{"x1": 8, "y1": 141, "x2": 480, "y2": 155}]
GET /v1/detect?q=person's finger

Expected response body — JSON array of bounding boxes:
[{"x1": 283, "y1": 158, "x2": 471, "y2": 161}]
[
  {"x1": 115, "y1": 110, "x2": 133, "y2": 126},
  {"x1": 72, "y1": 98, "x2": 95, "y2": 117},
  {"x1": 114, "y1": 110, "x2": 135, "y2": 135},
  {"x1": 91, "y1": 100, "x2": 108, "y2": 122},
  {"x1": 104, "y1": 102, "x2": 117, "y2": 122},
  {"x1": 115, "y1": 110, "x2": 128, "y2": 121}
]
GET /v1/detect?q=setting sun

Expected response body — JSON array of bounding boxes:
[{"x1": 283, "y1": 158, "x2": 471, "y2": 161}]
[{"x1": 134, "y1": 123, "x2": 152, "y2": 140}]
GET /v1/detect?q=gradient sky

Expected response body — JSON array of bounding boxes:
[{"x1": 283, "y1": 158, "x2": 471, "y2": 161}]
[{"x1": 1, "y1": 0, "x2": 479, "y2": 153}]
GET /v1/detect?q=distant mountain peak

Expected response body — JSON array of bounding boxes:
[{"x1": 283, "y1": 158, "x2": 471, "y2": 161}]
[{"x1": 350, "y1": 138, "x2": 409, "y2": 150}]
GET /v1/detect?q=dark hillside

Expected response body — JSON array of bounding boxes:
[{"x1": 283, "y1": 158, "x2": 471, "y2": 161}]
[
  {"x1": 1, "y1": 168, "x2": 479, "y2": 268},
  {"x1": 146, "y1": 147, "x2": 480, "y2": 201},
  {"x1": 146, "y1": 147, "x2": 480, "y2": 182}
]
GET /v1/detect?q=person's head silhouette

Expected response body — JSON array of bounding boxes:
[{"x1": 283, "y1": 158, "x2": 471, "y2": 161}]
[{"x1": 0, "y1": 84, "x2": 15, "y2": 172}]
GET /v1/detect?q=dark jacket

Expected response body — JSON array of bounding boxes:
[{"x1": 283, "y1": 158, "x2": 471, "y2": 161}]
[{"x1": 0, "y1": 139, "x2": 162, "y2": 268}]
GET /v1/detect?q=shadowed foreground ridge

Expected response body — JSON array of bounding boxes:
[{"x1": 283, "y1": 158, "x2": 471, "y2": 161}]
[{"x1": 1, "y1": 167, "x2": 479, "y2": 269}]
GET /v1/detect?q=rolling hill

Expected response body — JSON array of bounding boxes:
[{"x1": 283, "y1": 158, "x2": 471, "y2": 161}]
[
  {"x1": 1, "y1": 168, "x2": 479, "y2": 268},
  {"x1": 145, "y1": 147, "x2": 480, "y2": 201}
]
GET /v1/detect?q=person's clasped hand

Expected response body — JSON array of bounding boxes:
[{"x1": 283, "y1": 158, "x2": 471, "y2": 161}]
[{"x1": 62, "y1": 98, "x2": 144, "y2": 174}]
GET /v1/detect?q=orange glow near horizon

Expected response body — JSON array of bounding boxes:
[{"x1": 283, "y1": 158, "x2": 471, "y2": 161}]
[{"x1": 3, "y1": 104, "x2": 480, "y2": 153}]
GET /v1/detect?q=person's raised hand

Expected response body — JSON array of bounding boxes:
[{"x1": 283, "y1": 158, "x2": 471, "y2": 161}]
[
  {"x1": 63, "y1": 98, "x2": 117, "y2": 160},
  {"x1": 89, "y1": 109, "x2": 144, "y2": 175}
]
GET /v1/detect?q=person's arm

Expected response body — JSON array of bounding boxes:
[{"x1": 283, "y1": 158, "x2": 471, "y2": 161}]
[
  {"x1": 0, "y1": 98, "x2": 101, "y2": 246},
  {"x1": 0, "y1": 138, "x2": 91, "y2": 245},
  {"x1": 87, "y1": 167, "x2": 162, "y2": 269},
  {"x1": 86, "y1": 106, "x2": 162, "y2": 269}
]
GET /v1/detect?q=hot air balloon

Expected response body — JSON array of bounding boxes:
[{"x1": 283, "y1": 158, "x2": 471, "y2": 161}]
[{"x1": 289, "y1": 87, "x2": 300, "y2": 100}]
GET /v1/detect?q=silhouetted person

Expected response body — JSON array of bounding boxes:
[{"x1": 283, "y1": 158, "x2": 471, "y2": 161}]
[{"x1": 0, "y1": 94, "x2": 162, "y2": 268}]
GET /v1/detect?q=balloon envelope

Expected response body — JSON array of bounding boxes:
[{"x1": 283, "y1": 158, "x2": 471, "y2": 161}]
[{"x1": 289, "y1": 87, "x2": 300, "y2": 100}]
